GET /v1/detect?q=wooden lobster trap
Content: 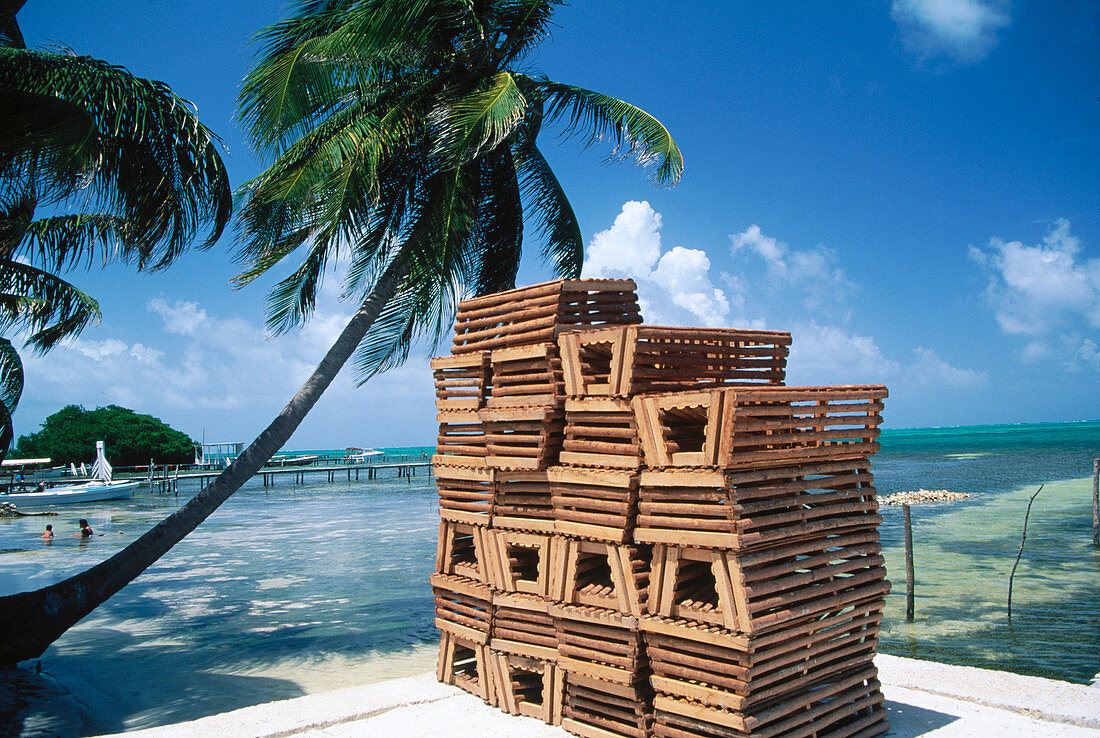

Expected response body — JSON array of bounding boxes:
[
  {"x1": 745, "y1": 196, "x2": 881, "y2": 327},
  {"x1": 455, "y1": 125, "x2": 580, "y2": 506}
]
[
  {"x1": 642, "y1": 598, "x2": 883, "y2": 713},
  {"x1": 480, "y1": 405, "x2": 565, "y2": 470},
  {"x1": 635, "y1": 460, "x2": 881, "y2": 551},
  {"x1": 548, "y1": 467, "x2": 640, "y2": 544},
  {"x1": 491, "y1": 591, "x2": 558, "y2": 663},
  {"x1": 431, "y1": 572, "x2": 492, "y2": 645},
  {"x1": 488, "y1": 651, "x2": 564, "y2": 725},
  {"x1": 560, "y1": 397, "x2": 644, "y2": 470},
  {"x1": 552, "y1": 604, "x2": 648, "y2": 686},
  {"x1": 435, "y1": 465, "x2": 495, "y2": 526},
  {"x1": 437, "y1": 629, "x2": 494, "y2": 702},
  {"x1": 651, "y1": 664, "x2": 887, "y2": 738},
  {"x1": 550, "y1": 538, "x2": 649, "y2": 618},
  {"x1": 492, "y1": 470, "x2": 555, "y2": 533},
  {"x1": 647, "y1": 536, "x2": 889, "y2": 636},
  {"x1": 435, "y1": 519, "x2": 494, "y2": 584},
  {"x1": 560, "y1": 326, "x2": 791, "y2": 397},
  {"x1": 451, "y1": 279, "x2": 641, "y2": 355},
  {"x1": 562, "y1": 670, "x2": 653, "y2": 738},
  {"x1": 434, "y1": 409, "x2": 488, "y2": 469},
  {"x1": 483, "y1": 529, "x2": 557, "y2": 597},
  {"x1": 431, "y1": 352, "x2": 491, "y2": 410},
  {"x1": 486, "y1": 343, "x2": 565, "y2": 408},
  {"x1": 633, "y1": 385, "x2": 887, "y2": 470}
]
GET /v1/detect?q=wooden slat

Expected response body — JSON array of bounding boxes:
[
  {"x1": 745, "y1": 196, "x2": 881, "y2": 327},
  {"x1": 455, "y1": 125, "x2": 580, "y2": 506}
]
[{"x1": 452, "y1": 280, "x2": 642, "y2": 354}]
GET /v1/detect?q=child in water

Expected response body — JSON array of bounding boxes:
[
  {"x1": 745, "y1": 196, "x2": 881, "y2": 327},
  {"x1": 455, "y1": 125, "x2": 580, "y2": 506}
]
[{"x1": 41, "y1": 524, "x2": 53, "y2": 539}]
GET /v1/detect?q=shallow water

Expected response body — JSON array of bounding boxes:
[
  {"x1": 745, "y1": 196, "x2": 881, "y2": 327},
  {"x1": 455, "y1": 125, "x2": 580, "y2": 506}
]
[
  {"x1": 1, "y1": 426, "x2": 1099, "y2": 735},
  {"x1": 0, "y1": 469, "x2": 442, "y2": 735},
  {"x1": 872, "y1": 422, "x2": 1100, "y2": 683}
]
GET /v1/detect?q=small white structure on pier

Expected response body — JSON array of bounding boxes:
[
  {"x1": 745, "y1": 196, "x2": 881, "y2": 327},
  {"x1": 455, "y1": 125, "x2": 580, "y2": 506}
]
[{"x1": 194, "y1": 442, "x2": 244, "y2": 468}]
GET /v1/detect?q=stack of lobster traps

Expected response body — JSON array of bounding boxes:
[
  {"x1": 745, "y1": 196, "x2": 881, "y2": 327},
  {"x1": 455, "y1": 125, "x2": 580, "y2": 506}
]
[
  {"x1": 432, "y1": 279, "x2": 644, "y2": 723},
  {"x1": 431, "y1": 278, "x2": 891, "y2": 738}
]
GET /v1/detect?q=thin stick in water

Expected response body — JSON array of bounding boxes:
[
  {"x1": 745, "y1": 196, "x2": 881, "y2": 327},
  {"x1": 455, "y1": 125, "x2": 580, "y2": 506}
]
[{"x1": 1007, "y1": 484, "x2": 1044, "y2": 622}]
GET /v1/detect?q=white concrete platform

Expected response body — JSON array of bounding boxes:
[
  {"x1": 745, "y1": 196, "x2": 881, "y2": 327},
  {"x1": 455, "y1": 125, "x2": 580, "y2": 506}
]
[{"x1": 97, "y1": 655, "x2": 1100, "y2": 737}]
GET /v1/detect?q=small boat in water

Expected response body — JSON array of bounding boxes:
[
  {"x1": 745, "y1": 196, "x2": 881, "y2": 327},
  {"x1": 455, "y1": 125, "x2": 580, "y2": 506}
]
[
  {"x1": 1, "y1": 480, "x2": 139, "y2": 507},
  {"x1": 269, "y1": 454, "x2": 321, "y2": 467},
  {"x1": 345, "y1": 448, "x2": 383, "y2": 463},
  {"x1": 0, "y1": 440, "x2": 138, "y2": 507}
]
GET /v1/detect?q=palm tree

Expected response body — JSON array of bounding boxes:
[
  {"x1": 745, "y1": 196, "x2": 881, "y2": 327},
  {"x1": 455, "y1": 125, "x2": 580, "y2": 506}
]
[
  {"x1": 0, "y1": 6, "x2": 232, "y2": 456},
  {"x1": 0, "y1": 0, "x2": 681, "y2": 666}
]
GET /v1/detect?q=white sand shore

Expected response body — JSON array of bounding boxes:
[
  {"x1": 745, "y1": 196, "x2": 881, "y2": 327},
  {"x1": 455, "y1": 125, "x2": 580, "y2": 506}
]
[{"x1": 96, "y1": 654, "x2": 1100, "y2": 737}]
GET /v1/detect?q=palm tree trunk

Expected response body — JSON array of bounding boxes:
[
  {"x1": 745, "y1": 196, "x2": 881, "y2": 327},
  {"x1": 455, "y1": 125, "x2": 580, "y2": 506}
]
[{"x1": 0, "y1": 247, "x2": 412, "y2": 667}]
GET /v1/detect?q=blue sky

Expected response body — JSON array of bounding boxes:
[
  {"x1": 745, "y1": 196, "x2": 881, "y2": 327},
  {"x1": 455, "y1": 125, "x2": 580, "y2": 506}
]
[{"x1": 13, "y1": 1, "x2": 1100, "y2": 450}]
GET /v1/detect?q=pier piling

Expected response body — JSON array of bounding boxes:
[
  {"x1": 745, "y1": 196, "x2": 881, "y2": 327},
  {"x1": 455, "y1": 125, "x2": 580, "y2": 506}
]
[
  {"x1": 1092, "y1": 458, "x2": 1098, "y2": 548},
  {"x1": 903, "y1": 503, "x2": 915, "y2": 621}
]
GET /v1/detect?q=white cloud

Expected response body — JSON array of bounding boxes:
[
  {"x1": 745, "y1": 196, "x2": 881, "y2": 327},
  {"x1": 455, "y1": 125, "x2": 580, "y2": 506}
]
[
  {"x1": 786, "y1": 322, "x2": 899, "y2": 385},
  {"x1": 1076, "y1": 339, "x2": 1100, "y2": 369},
  {"x1": 891, "y1": 0, "x2": 1010, "y2": 63},
  {"x1": 650, "y1": 247, "x2": 730, "y2": 328},
  {"x1": 74, "y1": 338, "x2": 129, "y2": 360},
  {"x1": 582, "y1": 201, "x2": 733, "y2": 328},
  {"x1": 583, "y1": 201, "x2": 662, "y2": 280},
  {"x1": 903, "y1": 346, "x2": 986, "y2": 387},
  {"x1": 129, "y1": 343, "x2": 164, "y2": 365},
  {"x1": 149, "y1": 297, "x2": 209, "y2": 336},
  {"x1": 971, "y1": 220, "x2": 1100, "y2": 366},
  {"x1": 730, "y1": 224, "x2": 850, "y2": 319}
]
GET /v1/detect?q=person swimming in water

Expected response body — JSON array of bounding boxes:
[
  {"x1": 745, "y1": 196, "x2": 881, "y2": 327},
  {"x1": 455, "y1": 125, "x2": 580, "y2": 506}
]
[
  {"x1": 41, "y1": 524, "x2": 53, "y2": 539},
  {"x1": 76, "y1": 519, "x2": 93, "y2": 537}
]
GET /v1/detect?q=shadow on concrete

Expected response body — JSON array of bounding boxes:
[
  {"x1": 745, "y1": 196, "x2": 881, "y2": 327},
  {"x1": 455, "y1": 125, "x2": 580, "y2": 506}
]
[
  {"x1": 883, "y1": 698, "x2": 959, "y2": 737},
  {"x1": 3, "y1": 623, "x2": 307, "y2": 738}
]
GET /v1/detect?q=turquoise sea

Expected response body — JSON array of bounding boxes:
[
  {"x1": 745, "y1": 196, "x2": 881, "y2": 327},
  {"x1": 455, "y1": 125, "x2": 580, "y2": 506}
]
[{"x1": 1, "y1": 428, "x2": 1099, "y2": 735}]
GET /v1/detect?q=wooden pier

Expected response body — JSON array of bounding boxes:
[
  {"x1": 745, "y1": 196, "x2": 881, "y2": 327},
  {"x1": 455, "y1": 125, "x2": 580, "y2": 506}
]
[{"x1": 148, "y1": 460, "x2": 433, "y2": 493}]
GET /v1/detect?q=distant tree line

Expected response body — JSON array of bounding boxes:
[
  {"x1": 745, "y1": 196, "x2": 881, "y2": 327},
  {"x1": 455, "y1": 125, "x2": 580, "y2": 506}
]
[{"x1": 15, "y1": 405, "x2": 194, "y2": 466}]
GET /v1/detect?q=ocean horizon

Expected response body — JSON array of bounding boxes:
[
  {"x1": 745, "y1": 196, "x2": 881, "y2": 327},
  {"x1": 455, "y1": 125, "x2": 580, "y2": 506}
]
[{"x1": 1, "y1": 419, "x2": 1099, "y2": 736}]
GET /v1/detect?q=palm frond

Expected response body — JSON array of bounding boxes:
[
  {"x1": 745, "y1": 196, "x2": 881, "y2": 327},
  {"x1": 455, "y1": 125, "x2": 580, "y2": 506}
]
[
  {"x1": 527, "y1": 76, "x2": 684, "y2": 186},
  {"x1": 341, "y1": 153, "x2": 424, "y2": 299},
  {"x1": 0, "y1": 337, "x2": 22, "y2": 469},
  {"x1": 512, "y1": 125, "x2": 582, "y2": 278},
  {"x1": 490, "y1": 1, "x2": 560, "y2": 66},
  {"x1": 0, "y1": 336, "x2": 23, "y2": 417},
  {"x1": 0, "y1": 260, "x2": 100, "y2": 350},
  {"x1": 239, "y1": 37, "x2": 366, "y2": 152},
  {"x1": 262, "y1": 236, "x2": 332, "y2": 333},
  {"x1": 18, "y1": 213, "x2": 135, "y2": 270},
  {"x1": 0, "y1": 395, "x2": 11, "y2": 461},
  {"x1": 0, "y1": 91, "x2": 96, "y2": 175},
  {"x1": 0, "y1": 48, "x2": 232, "y2": 258},
  {"x1": 351, "y1": 163, "x2": 478, "y2": 378},
  {"x1": 0, "y1": 188, "x2": 33, "y2": 255},
  {"x1": 0, "y1": 1, "x2": 25, "y2": 49},
  {"x1": 430, "y1": 71, "x2": 526, "y2": 165},
  {"x1": 468, "y1": 146, "x2": 522, "y2": 295}
]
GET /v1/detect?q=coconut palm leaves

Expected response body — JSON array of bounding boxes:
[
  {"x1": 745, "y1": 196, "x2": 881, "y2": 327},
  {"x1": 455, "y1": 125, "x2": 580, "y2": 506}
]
[
  {"x1": 0, "y1": 7, "x2": 231, "y2": 459},
  {"x1": 0, "y1": 48, "x2": 232, "y2": 261},
  {"x1": 237, "y1": 0, "x2": 683, "y2": 379}
]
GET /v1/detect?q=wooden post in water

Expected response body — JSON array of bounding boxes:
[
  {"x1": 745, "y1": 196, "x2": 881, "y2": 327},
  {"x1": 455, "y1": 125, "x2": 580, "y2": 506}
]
[
  {"x1": 1092, "y1": 458, "x2": 1098, "y2": 548},
  {"x1": 903, "y1": 503, "x2": 915, "y2": 622}
]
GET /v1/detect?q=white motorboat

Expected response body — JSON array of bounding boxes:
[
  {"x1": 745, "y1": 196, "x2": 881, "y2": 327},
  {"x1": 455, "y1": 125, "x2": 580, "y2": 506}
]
[
  {"x1": 1, "y1": 480, "x2": 139, "y2": 507},
  {"x1": 1, "y1": 440, "x2": 138, "y2": 507}
]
